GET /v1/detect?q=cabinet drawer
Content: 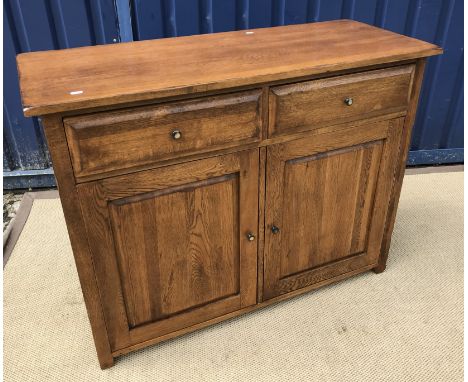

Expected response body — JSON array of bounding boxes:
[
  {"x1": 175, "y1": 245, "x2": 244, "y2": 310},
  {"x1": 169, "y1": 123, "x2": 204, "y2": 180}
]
[
  {"x1": 65, "y1": 89, "x2": 262, "y2": 179},
  {"x1": 268, "y1": 65, "x2": 414, "y2": 137}
]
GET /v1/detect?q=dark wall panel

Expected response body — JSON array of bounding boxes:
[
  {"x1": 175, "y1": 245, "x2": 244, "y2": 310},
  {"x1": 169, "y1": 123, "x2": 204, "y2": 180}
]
[{"x1": 3, "y1": 0, "x2": 119, "y2": 188}]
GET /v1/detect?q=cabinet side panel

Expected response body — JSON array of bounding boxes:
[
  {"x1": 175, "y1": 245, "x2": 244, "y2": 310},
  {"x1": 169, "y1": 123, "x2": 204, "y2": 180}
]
[
  {"x1": 40, "y1": 115, "x2": 114, "y2": 369},
  {"x1": 375, "y1": 58, "x2": 427, "y2": 272}
]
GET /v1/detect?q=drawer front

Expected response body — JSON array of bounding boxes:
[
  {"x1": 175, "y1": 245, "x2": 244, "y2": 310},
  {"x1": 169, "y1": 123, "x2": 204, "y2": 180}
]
[
  {"x1": 269, "y1": 65, "x2": 414, "y2": 137},
  {"x1": 65, "y1": 89, "x2": 262, "y2": 179}
]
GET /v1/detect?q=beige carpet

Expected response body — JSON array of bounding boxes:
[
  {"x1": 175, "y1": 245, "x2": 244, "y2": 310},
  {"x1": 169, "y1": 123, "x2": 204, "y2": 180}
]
[{"x1": 4, "y1": 172, "x2": 463, "y2": 381}]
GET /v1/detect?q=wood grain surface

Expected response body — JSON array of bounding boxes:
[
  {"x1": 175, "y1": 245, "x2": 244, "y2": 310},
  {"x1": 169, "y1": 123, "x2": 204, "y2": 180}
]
[
  {"x1": 17, "y1": 20, "x2": 440, "y2": 116},
  {"x1": 65, "y1": 90, "x2": 262, "y2": 179},
  {"x1": 77, "y1": 150, "x2": 258, "y2": 351},
  {"x1": 109, "y1": 175, "x2": 241, "y2": 328},
  {"x1": 269, "y1": 64, "x2": 414, "y2": 137},
  {"x1": 263, "y1": 118, "x2": 403, "y2": 299},
  {"x1": 374, "y1": 58, "x2": 428, "y2": 273},
  {"x1": 19, "y1": 21, "x2": 441, "y2": 367},
  {"x1": 40, "y1": 115, "x2": 114, "y2": 369}
]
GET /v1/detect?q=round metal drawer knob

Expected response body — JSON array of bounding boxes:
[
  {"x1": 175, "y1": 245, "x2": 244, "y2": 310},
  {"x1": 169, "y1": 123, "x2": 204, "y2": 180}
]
[
  {"x1": 344, "y1": 97, "x2": 353, "y2": 106},
  {"x1": 247, "y1": 232, "x2": 255, "y2": 241},
  {"x1": 171, "y1": 130, "x2": 182, "y2": 140},
  {"x1": 271, "y1": 225, "x2": 280, "y2": 234}
]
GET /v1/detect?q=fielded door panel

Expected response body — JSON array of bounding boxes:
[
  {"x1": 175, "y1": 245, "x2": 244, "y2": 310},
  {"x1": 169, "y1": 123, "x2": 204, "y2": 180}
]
[
  {"x1": 77, "y1": 150, "x2": 259, "y2": 351},
  {"x1": 263, "y1": 118, "x2": 404, "y2": 300}
]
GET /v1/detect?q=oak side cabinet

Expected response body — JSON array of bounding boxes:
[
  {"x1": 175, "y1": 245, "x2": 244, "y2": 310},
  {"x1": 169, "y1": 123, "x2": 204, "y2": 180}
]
[{"x1": 17, "y1": 20, "x2": 441, "y2": 368}]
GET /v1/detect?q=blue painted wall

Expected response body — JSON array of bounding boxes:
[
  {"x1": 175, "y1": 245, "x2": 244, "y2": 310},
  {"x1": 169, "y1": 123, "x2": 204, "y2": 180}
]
[
  {"x1": 3, "y1": 0, "x2": 463, "y2": 189},
  {"x1": 4, "y1": 0, "x2": 120, "y2": 188}
]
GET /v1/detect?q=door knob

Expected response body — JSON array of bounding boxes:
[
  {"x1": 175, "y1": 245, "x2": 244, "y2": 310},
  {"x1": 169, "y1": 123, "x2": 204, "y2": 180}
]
[
  {"x1": 271, "y1": 225, "x2": 280, "y2": 234},
  {"x1": 344, "y1": 97, "x2": 353, "y2": 106},
  {"x1": 171, "y1": 130, "x2": 182, "y2": 140},
  {"x1": 246, "y1": 232, "x2": 255, "y2": 241}
]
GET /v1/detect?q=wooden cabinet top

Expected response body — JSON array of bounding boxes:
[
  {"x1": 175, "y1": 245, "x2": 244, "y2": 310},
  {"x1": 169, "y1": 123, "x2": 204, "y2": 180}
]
[{"x1": 17, "y1": 20, "x2": 440, "y2": 117}]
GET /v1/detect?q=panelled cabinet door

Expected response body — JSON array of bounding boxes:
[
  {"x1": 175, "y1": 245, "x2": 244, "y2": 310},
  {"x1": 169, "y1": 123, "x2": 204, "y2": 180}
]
[
  {"x1": 263, "y1": 118, "x2": 404, "y2": 300},
  {"x1": 77, "y1": 150, "x2": 259, "y2": 351}
]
